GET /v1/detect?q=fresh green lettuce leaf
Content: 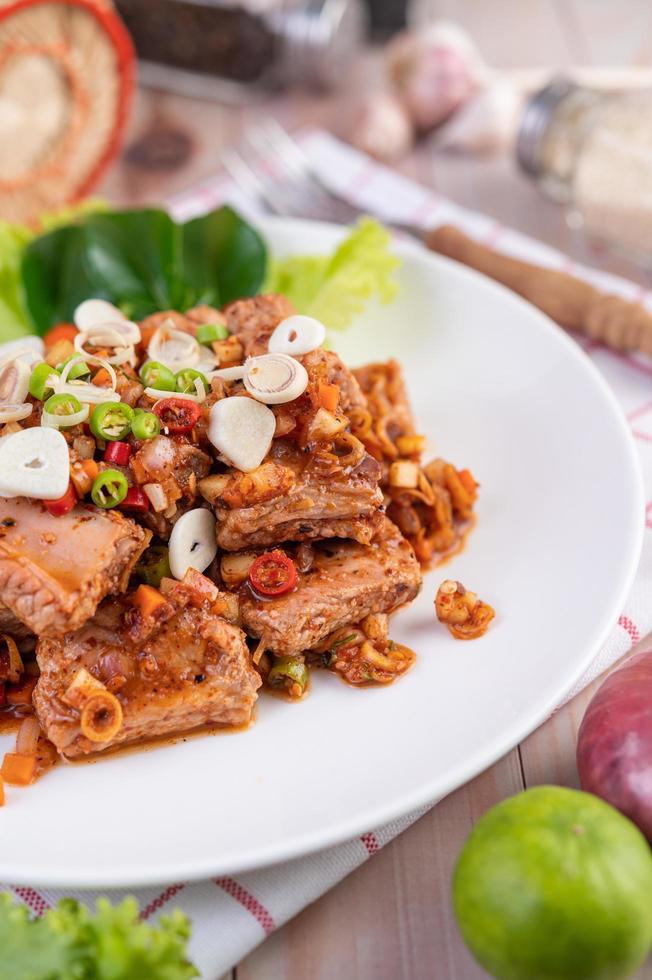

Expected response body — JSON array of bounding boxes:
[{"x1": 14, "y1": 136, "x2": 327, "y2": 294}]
[
  {"x1": 0, "y1": 894, "x2": 198, "y2": 980},
  {"x1": 264, "y1": 218, "x2": 400, "y2": 330}
]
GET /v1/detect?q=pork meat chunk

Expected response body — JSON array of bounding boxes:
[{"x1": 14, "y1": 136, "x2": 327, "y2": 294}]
[
  {"x1": 223, "y1": 293, "x2": 296, "y2": 357},
  {"x1": 203, "y1": 439, "x2": 384, "y2": 551},
  {"x1": 240, "y1": 518, "x2": 421, "y2": 654},
  {"x1": 34, "y1": 575, "x2": 260, "y2": 757},
  {"x1": 0, "y1": 498, "x2": 151, "y2": 637}
]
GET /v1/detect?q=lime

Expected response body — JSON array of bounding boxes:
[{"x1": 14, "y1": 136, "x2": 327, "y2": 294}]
[{"x1": 453, "y1": 786, "x2": 652, "y2": 980}]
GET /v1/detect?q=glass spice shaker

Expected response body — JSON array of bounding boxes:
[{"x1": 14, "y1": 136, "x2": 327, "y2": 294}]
[
  {"x1": 116, "y1": 0, "x2": 367, "y2": 98},
  {"x1": 516, "y1": 78, "x2": 652, "y2": 264}
]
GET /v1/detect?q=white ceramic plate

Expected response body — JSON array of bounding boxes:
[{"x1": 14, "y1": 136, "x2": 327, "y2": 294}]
[{"x1": 0, "y1": 218, "x2": 643, "y2": 887}]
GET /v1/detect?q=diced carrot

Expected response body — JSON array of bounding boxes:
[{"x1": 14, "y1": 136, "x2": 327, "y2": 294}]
[
  {"x1": 458, "y1": 469, "x2": 478, "y2": 494},
  {"x1": 70, "y1": 459, "x2": 99, "y2": 497},
  {"x1": 6, "y1": 675, "x2": 38, "y2": 706},
  {"x1": 133, "y1": 584, "x2": 167, "y2": 618},
  {"x1": 45, "y1": 338, "x2": 75, "y2": 368},
  {"x1": 318, "y1": 382, "x2": 340, "y2": 413},
  {"x1": 0, "y1": 774, "x2": 4, "y2": 805},
  {"x1": 93, "y1": 367, "x2": 113, "y2": 388},
  {"x1": 1, "y1": 752, "x2": 37, "y2": 786},
  {"x1": 43, "y1": 323, "x2": 78, "y2": 350}
]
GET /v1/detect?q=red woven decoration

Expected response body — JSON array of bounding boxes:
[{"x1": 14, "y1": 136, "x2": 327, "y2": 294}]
[{"x1": 0, "y1": 0, "x2": 135, "y2": 223}]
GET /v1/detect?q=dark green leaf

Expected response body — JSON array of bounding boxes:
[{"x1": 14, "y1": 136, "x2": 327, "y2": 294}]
[
  {"x1": 182, "y1": 205, "x2": 267, "y2": 306},
  {"x1": 22, "y1": 225, "x2": 103, "y2": 334}
]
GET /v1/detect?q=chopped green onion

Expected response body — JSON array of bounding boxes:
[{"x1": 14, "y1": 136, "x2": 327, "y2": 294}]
[
  {"x1": 139, "y1": 361, "x2": 176, "y2": 391},
  {"x1": 131, "y1": 409, "x2": 160, "y2": 440},
  {"x1": 175, "y1": 368, "x2": 207, "y2": 395},
  {"x1": 90, "y1": 401, "x2": 134, "y2": 441},
  {"x1": 331, "y1": 633, "x2": 358, "y2": 650},
  {"x1": 28, "y1": 363, "x2": 59, "y2": 401},
  {"x1": 268, "y1": 656, "x2": 308, "y2": 696},
  {"x1": 196, "y1": 323, "x2": 229, "y2": 345},
  {"x1": 91, "y1": 469, "x2": 128, "y2": 508},
  {"x1": 135, "y1": 545, "x2": 171, "y2": 587}
]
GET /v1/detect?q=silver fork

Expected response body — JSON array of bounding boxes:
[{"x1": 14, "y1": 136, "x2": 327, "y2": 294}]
[{"x1": 221, "y1": 120, "x2": 424, "y2": 237}]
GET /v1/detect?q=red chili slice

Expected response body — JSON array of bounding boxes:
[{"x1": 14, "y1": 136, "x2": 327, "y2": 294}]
[
  {"x1": 248, "y1": 551, "x2": 297, "y2": 597},
  {"x1": 44, "y1": 482, "x2": 78, "y2": 517},
  {"x1": 104, "y1": 441, "x2": 132, "y2": 466},
  {"x1": 152, "y1": 397, "x2": 202, "y2": 435},
  {"x1": 120, "y1": 486, "x2": 150, "y2": 513}
]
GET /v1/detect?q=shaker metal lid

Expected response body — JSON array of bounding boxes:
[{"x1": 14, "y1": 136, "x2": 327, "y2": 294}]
[
  {"x1": 274, "y1": 0, "x2": 368, "y2": 90},
  {"x1": 516, "y1": 77, "x2": 579, "y2": 178}
]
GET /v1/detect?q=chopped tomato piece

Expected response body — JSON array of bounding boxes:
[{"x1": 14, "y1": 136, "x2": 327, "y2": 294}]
[{"x1": 248, "y1": 551, "x2": 297, "y2": 597}]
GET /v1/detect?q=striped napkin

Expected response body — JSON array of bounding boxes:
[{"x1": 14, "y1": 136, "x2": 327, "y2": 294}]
[{"x1": 4, "y1": 130, "x2": 652, "y2": 979}]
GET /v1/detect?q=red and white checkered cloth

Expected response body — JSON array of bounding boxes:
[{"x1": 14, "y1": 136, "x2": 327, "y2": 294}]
[{"x1": 4, "y1": 130, "x2": 652, "y2": 978}]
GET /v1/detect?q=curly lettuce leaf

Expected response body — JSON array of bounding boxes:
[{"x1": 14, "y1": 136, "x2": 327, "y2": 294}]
[
  {"x1": 264, "y1": 218, "x2": 400, "y2": 330},
  {"x1": 0, "y1": 894, "x2": 198, "y2": 980}
]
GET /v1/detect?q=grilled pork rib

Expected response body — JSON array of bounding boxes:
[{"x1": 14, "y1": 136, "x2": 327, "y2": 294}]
[
  {"x1": 34, "y1": 576, "x2": 260, "y2": 757},
  {"x1": 0, "y1": 498, "x2": 151, "y2": 637},
  {"x1": 240, "y1": 518, "x2": 421, "y2": 655}
]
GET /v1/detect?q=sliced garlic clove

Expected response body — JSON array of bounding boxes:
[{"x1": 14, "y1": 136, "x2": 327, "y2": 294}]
[
  {"x1": 0, "y1": 426, "x2": 70, "y2": 500},
  {"x1": 208, "y1": 396, "x2": 275, "y2": 472},
  {"x1": 0, "y1": 359, "x2": 30, "y2": 405},
  {"x1": 244, "y1": 353, "x2": 309, "y2": 405},
  {"x1": 74, "y1": 299, "x2": 127, "y2": 330},
  {"x1": 268, "y1": 315, "x2": 326, "y2": 356},
  {"x1": 168, "y1": 507, "x2": 217, "y2": 580}
]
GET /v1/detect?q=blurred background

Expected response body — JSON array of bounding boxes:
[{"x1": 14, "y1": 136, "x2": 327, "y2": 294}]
[{"x1": 1, "y1": 0, "x2": 652, "y2": 278}]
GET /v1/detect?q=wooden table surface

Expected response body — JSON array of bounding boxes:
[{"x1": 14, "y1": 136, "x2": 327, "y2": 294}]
[{"x1": 99, "y1": 2, "x2": 652, "y2": 975}]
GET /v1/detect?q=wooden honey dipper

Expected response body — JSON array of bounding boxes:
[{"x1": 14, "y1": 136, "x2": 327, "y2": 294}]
[{"x1": 427, "y1": 225, "x2": 652, "y2": 357}]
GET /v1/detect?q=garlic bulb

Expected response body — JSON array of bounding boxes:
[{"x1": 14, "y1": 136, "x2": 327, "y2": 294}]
[
  {"x1": 0, "y1": 426, "x2": 70, "y2": 500},
  {"x1": 208, "y1": 396, "x2": 276, "y2": 473},
  {"x1": 387, "y1": 22, "x2": 487, "y2": 132},
  {"x1": 243, "y1": 354, "x2": 309, "y2": 405},
  {"x1": 269, "y1": 315, "x2": 327, "y2": 357},
  {"x1": 432, "y1": 79, "x2": 524, "y2": 153},
  {"x1": 169, "y1": 508, "x2": 217, "y2": 580},
  {"x1": 352, "y1": 92, "x2": 414, "y2": 162}
]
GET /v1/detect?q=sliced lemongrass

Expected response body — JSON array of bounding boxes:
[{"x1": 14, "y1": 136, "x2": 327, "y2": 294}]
[
  {"x1": 0, "y1": 403, "x2": 33, "y2": 424},
  {"x1": 146, "y1": 387, "x2": 205, "y2": 405},
  {"x1": 57, "y1": 382, "x2": 120, "y2": 405},
  {"x1": 268, "y1": 315, "x2": 326, "y2": 356},
  {"x1": 148, "y1": 324, "x2": 200, "y2": 372},
  {"x1": 0, "y1": 359, "x2": 30, "y2": 405},
  {"x1": 169, "y1": 508, "x2": 217, "y2": 580},
  {"x1": 207, "y1": 365, "x2": 247, "y2": 381},
  {"x1": 42, "y1": 402, "x2": 89, "y2": 428},
  {"x1": 0, "y1": 426, "x2": 69, "y2": 499},
  {"x1": 208, "y1": 396, "x2": 275, "y2": 472},
  {"x1": 243, "y1": 353, "x2": 308, "y2": 405},
  {"x1": 75, "y1": 328, "x2": 135, "y2": 366},
  {"x1": 74, "y1": 299, "x2": 127, "y2": 330},
  {"x1": 0, "y1": 337, "x2": 44, "y2": 368},
  {"x1": 196, "y1": 350, "x2": 218, "y2": 374}
]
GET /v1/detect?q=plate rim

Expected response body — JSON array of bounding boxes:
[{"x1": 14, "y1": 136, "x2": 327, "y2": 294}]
[{"x1": 2, "y1": 216, "x2": 645, "y2": 888}]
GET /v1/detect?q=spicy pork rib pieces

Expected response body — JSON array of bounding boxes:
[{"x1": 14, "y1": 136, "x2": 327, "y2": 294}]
[
  {"x1": 0, "y1": 497, "x2": 150, "y2": 637},
  {"x1": 34, "y1": 572, "x2": 260, "y2": 757},
  {"x1": 239, "y1": 518, "x2": 421, "y2": 656}
]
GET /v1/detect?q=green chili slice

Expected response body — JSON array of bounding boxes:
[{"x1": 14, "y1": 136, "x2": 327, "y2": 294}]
[
  {"x1": 175, "y1": 368, "x2": 207, "y2": 395},
  {"x1": 268, "y1": 656, "x2": 308, "y2": 697},
  {"x1": 196, "y1": 323, "x2": 228, "y2": 345},
  {"x1": 131, "y1": 409, "x2": 160, "y2": 440},
  {"x1": 135, "y1": 545, "x2": 171, "y2": 587},
  {"x1": 28, "y1": 363, "x2": 59, "y2": 400},
  {"x1": 90, "y1": 401, "x2": 134, "y2": 441},
  {"x1": 43, "y1": 392, "x2": 83, "y2": 423},
  {"x1": 91, "y1": 469, "x2": 128, "y2": 508},
  {"x1": 139, "y1": 361, "x2": 176, "y2": 391},
  {"x1": 57, "y1": 355, "x2": 90, "y2": 381}
]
